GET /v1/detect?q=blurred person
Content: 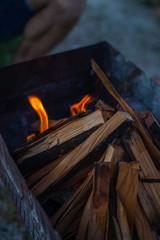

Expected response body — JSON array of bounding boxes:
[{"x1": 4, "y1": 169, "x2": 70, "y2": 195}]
[{"x1": 0, "y1": 0, "x2": 86, "y2": 65}]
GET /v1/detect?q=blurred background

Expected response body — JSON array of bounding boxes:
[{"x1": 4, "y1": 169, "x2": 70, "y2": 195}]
[{"x1": 0, "y1": 0, "x2": 160, "y2": 239}]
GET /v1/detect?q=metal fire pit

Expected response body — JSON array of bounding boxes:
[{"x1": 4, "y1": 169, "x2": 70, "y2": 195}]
[{"x1": 0, "y1": 42, "x2": 159, "y2": 239}]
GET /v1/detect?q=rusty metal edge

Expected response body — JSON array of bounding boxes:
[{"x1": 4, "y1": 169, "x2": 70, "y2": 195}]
[{"x1": 0, "y1": 135, "x2": 62, "y2": 240}]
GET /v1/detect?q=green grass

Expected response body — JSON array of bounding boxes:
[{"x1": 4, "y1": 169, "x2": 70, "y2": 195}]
[{"x1": 0, "y1": 35, "x2": 22, "y2": 68}]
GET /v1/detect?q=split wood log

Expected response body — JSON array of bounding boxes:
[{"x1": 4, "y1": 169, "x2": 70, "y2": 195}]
[
  {"x1": 104, "y1": 144, "x2": 124, "y2": 182},
  {"x1": 26, "y1": 152, "x2": 70, "y2": 187},
  {"x1": 51, "y1": 165, "x2": 93, "y2": 239},
  {"x1": 51, "y1": 145, "x2": 122, "y2": 240},
  {"x1": 14, "y1": 110, "x2": 105, "y2": 171},
  {"x1": 77, "y1": 162, "x2": 111, "y2": 240},
  {"x1": 138, "y1": 180, "x2": 160, "y2": 230},
  {"x1": 91, "y1": 59, "x2": 160, "y2": 169},
  {"x1": 143, "y1": 111, "x2": 160, "y2": 150},
  {"x1": 116, "y1": 161, "x2": 140, "y2": 235},
  {"x1": 109, "y1": 179, "x2": 123, "y2": 240},
  {"x1": 135, "y1": 200, "x2": 159, "y2": 240},
  {"x1": 95, "y1": 100, "x2": 114, "y2": 119},
  {"x1": 122, "y1": 129, "x2": 160, "y2": 181},
  {"x1": 50, "y1": 149, "x2": 111, "y2": 238},
  {"x1": 31, "y1": 111, "x2": 133, "y2": 197},
  {"x1": 117, "y1": 193, "x2": 131, "y2": 240},
  {"x1": 76, "y1": 192, "x2": 92, "y2": 240}
]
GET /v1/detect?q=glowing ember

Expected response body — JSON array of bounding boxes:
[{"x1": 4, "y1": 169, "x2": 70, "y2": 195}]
[
  {"x1": 26, "y1": 133, "x2": 36, "y2": 141},
  {"x1": 70, "y1": 94, "x2": 94, "y2": 115},
  {"x1": 28, "y1": 95, "x2": 49, "y2": 133}
]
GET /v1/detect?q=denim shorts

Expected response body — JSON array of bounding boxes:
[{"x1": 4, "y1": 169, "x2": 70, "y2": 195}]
[{"x1": 0, "y1": 0, "x2": 35, "y2": 42}]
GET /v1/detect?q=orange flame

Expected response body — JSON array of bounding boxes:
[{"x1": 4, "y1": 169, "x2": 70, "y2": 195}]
[
  {"x1": 26, "y1": 133, "x2": 36, "y2": 141},
  {"x1": 28, "y1": 95, "x2": 49, "y2": 133},
  {"x1": 70, "y1": 94, "x2": 94, "y2": 115}
]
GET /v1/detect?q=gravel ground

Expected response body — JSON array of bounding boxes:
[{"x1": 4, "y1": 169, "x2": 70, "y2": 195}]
[
  {"x1": 1, "y1": 0, "x2": 160, "y2": 239},
  {"x1": 53, "y1": 0, "x2": 160, "y2": 79}
]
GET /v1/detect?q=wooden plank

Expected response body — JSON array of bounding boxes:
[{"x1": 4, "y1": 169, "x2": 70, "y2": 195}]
[{"x1": 32, "y1": 111, "x2": 133, "y2": 196}]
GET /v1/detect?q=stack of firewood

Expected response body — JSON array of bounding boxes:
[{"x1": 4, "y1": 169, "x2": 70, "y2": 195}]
[{"x1": 13, "y1": 60, "x2": 160, "y2": 240}]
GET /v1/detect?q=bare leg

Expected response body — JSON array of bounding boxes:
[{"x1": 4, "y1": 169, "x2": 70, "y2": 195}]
[{"x1": 12, "y1": 0, "x2": 86, "y2": 63}]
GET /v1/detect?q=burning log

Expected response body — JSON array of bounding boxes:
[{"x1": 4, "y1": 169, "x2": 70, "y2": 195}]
[
  {"x1": 14, "y1": 109, "x2": 105, "y2": 171},
  {"x1": 31, "y1": 111, "x2": 133, "y2": 197}
]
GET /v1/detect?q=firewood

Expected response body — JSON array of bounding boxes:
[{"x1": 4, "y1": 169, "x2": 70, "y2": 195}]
[
  {"x1": 14, "y1": 110, "x2": 105, "y2": 171},
  {"x1": 104, "y1": 144, "x2": 124, "y2": 181},
  {"x1": 91, "y1": 59, "x2": 160, "y2": 169},
  {"x1": 116, "y1": 161, "x2": 139, "y2": 235},
  {"x1": 109, "y1": 178, "x2": 123, "y2": 240},
  {"x1": 95, "y1": 100, "x2": 115, "y2": 112},
  {"x1": 143, "y1": 111, "x2": 160, "y2": 150},
  {"x1": 26, "y1": 152, "x2": 70, "y2": 187},
  {"x1": 95, "y1": 100, "x2": 114, "y2": 120},
  {"x1": 51, "y1": 165, "x2": 93, "y2": 239},
  {"x1": 49, "y1": 145, "x2": 122, "y2": 239},
  {"x1": 122, "y1": 129, "x2": 160, "y2": 181},
  {"x1": 138, "y1": 180, "x2": 160, "y2": 230},
  {"x1": 77, "y1": 162, "x2": 111, "y2": 240},
  {"x1": 76, "y1": 192, "x2": 92, "y2": 240},
  {"x1": 117, "y1": 193, "x2": 132, "y2": 240},
  {"x1": 135, "y1": 200, "x2": 159, "y2": 240},
  {"x1": 50, "y1": 151, "x2": 109, "y2": 238},
  {"x1": 31, "y1": 111, "x2": 133, "y2": 197}
]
